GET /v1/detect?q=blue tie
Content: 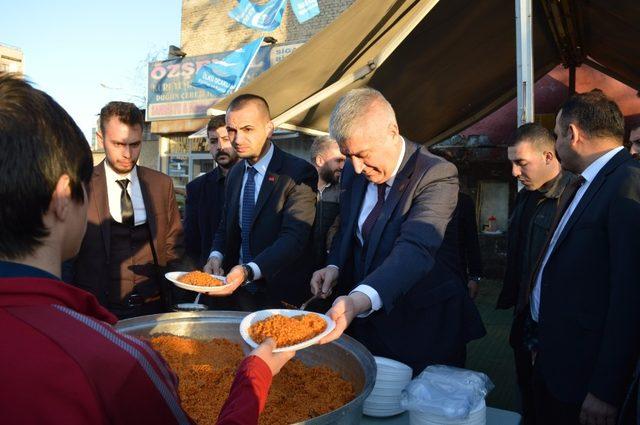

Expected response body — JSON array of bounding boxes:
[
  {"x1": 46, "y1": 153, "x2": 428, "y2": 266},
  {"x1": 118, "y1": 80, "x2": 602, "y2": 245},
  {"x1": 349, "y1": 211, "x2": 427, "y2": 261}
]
[{"x1": 241, "y1": 166, "x2": 257, "y2": 293}]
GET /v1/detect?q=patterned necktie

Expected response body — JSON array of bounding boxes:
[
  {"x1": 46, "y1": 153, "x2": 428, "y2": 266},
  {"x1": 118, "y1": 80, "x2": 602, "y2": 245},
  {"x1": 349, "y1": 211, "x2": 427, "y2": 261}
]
[
  {"x1": 116, "y1": 179, "x2": 134, "y2": 227},
  {"x1": 241, "y1": 167, "x2": 258, "y2": 292},
  {"x1": 362, "y1": 183, "x2": 388, "y2": 241}
]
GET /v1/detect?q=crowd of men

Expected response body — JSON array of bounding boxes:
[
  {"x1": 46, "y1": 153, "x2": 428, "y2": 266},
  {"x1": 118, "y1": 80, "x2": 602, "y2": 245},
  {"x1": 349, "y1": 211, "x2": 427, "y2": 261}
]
[{"x1": 1, "y1": 69, "x2": 639, "y2": 425}]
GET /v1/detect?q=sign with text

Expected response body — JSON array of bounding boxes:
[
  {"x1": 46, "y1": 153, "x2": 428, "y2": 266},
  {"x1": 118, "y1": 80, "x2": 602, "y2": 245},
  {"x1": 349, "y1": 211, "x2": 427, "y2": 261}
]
[
  {"x1": 147, "y1": 42, "x2": 302, "y2": 121},
  {"x1": 192, "y1": 37, "x2": 263, "y2": 96}
]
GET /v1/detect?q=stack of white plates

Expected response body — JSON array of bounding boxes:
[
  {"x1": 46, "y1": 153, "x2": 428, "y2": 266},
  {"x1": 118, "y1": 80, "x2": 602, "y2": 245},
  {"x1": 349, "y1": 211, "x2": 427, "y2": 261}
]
[
  {"x1": 363, "y1": 356, "x2": 413, "y2": 417},
  {"x1": 409, "y1": 399, "x2": 486, "y2": 425}
]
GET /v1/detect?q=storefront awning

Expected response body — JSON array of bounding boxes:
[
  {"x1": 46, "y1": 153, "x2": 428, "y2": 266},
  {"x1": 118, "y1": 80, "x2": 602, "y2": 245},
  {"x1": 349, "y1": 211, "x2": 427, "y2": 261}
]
[{"x1": 208, "y1": 0, "x2": 640, "y2": 146}]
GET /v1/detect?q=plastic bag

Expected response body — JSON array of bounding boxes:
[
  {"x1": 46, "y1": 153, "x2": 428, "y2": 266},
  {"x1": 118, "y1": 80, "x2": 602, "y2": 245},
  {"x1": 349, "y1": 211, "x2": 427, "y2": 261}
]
[{"x1": 400, "y1": 365, "x2": 494, "y2": 419}]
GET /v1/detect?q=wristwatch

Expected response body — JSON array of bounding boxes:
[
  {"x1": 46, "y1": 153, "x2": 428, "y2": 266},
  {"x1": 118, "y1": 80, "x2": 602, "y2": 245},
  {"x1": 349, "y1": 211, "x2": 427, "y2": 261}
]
[{"x1": 241, "y1": 264, "x2": 254, "y2": 282}]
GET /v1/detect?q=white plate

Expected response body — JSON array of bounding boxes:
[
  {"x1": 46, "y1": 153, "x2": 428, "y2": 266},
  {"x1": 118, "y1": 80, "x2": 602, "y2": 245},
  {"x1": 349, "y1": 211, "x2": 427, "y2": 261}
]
[
  {"x1": 374, "y1": 356, "x2": 413, "y2": 373},
  {"x1": 165, "y1": 271, "x2": 229, "y2": 294},
  {"x1": 363, "y1": 404, "x2": 405, "y2": 417},
  {"x1": 239, "y1": 309, "x2": 336, "y2": 353}
]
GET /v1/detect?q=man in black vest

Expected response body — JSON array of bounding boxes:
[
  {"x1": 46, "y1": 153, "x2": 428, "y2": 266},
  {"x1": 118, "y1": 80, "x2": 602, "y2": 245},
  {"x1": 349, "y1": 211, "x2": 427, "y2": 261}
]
[{"x1": 69, "y1": 102, "x2": 183, "y2": 319}]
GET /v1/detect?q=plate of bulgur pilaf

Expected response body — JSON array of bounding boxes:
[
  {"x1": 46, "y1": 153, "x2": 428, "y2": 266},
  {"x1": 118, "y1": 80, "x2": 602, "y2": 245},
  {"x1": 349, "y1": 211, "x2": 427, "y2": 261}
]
[
  {"x1": 165, "y1": 271, "x2": 229, "y2": 293},
  {"x1": 240, "y1": 309, "x2": 336, "y2": 352}
]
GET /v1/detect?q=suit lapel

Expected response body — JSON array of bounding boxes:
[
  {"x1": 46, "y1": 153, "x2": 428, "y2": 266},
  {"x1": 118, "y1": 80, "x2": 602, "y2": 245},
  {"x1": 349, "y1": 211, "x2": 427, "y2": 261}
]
[
  {"x1": 137, "y1": 166, "x2": 159, "y2": 255},
  {"x1": 251, "y1": 144, "x2": 282, "y2": 228},
  {"x1": 93, "y1": 162, "x2": 111, "y2": 259},
  {"x1": 229, "y1": 163, "x2": 243, "y2": 231},
  {"x1": 552, "y1": 149, "x2": 629, "y2": 253},
  {"x1": 202, "y1": 169, "x2": 219, "y2": 233},
  {"x1": 364, "y1": 140, "x2": 419, "y2": 272}
]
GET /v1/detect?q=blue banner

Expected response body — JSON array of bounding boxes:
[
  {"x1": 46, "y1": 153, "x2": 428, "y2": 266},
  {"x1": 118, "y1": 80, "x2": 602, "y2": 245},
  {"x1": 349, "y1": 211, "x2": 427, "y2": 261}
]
[
  {"x1": 228, "y1": 0, "x2": 287, "y2": 31},
  {"x1": 191, "y1": 37, "x2": 264, "y2": 97},
  {"x1": 289, "y1": 0, "x2": 319, "y2": 23}
]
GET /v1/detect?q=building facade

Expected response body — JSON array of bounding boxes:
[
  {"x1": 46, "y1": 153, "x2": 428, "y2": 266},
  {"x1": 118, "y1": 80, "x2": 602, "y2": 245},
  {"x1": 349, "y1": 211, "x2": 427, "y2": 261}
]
[
  {"x1": 147, "y1": 0, "x2": 357, "y2": 191},
  {"x1": 0, "y1": 43, "x2": 24, "y2": 75}
]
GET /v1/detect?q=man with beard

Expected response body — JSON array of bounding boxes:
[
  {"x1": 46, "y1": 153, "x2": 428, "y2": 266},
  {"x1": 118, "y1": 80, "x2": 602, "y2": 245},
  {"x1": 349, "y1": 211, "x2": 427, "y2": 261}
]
[
  {"x1": 184, "y1": 115, "x2": 239, "y2": 268},
  {"x1": 528, "y1": 91, "x2": 640, "y2": 424},
  {"x1": 68, "y1": 102, "x2": 183, "y2": 319},
  {"x1": 310, "y1": 136, "x2": 345, "y2": 270}
]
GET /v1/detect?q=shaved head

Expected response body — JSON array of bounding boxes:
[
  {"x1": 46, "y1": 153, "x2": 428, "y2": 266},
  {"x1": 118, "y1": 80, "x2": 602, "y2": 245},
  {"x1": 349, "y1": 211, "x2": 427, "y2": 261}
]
[{"x1": 227, "y1": 94, "x2": 271, "y2": 120}]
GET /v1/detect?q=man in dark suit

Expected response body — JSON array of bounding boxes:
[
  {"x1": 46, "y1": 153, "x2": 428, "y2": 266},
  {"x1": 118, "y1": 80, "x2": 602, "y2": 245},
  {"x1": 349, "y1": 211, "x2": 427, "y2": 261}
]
[
  {"x1": 311, "y1": 88, "x2": 485, "y2": 374},
  {"x1": 528, "y1": 91, "x2": 640, "y2": 424},
  {"x1": 203, "y1": 94, "x2": 317, "y2": 310},
  {"x1": 69, "y1": 102, "x2": 183, "y2": 319},
  {"x1": 184, "y1": 114, "x2": 239, "y2": 268}
]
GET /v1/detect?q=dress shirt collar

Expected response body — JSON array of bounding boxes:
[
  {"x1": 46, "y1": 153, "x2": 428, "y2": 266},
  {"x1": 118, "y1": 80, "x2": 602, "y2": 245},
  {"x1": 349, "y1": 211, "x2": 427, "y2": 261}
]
[
  {"x1": 383, "y1": 137, "x2": 406, "y2": 188},
  {"x1": 245, "y1": 142, "x2": 274, "y2": 176},
  {"x1": 104, "y1": 160, "x2": 139, "y2": 185},
  {"x1": 580, "y1": 146, "x2": 624, "y2": 184}
]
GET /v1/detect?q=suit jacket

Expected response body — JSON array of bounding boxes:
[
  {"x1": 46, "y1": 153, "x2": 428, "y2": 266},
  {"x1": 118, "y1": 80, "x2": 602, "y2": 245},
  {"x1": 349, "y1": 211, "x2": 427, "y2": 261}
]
[
  {"x1": 70, "y1": 161, "x2": 184, "y2": 307},
  {"x1": 535, "y1": 149, "x2": 640, "y2": 406},
  {"x1": 184, "y1": 167, "x2": 226, "y2": 268},
  {"x1": 497, "y1": 171, "x2": 575, "y2": 314},
  {"x1": 212, "y1": 145, "x2": 317, "y2": 305},
  {"x1": 328, "y1": 139, "x2": 486, "y2": 373}
]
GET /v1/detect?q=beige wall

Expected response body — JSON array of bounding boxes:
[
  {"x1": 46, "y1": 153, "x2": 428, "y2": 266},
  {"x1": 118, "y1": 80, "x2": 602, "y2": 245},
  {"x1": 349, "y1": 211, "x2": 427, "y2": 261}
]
[
  {"x1": 0, "y1": 43, "x2": 24, "y2": 74},
  {"x1": 181, "y1": 0, "x2": 355, "y2": 55}
]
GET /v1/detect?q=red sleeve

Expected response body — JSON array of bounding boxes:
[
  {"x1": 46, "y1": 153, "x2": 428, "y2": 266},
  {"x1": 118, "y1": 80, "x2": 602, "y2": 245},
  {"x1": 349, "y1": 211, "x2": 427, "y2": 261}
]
[{"x1": 216, "y1": 355, "x2": 273, "y2": 425}]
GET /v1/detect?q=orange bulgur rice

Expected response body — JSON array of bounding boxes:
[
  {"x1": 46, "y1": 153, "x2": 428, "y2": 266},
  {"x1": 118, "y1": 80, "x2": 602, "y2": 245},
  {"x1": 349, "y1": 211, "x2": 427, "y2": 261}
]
[
  {"x1": 149, "y1": 335, "x2": 355, "y2": 425},
  {"x1": 178, "y1": 271, "x2": 225, "y2": 287},
  {"x1": 249, "y1": 314, "x2": 328, "y2": 348}
]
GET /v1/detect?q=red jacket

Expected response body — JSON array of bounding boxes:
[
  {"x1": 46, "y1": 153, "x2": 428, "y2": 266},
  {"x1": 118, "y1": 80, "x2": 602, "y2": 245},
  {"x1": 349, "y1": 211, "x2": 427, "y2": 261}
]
[{"x1": 0, "y1": 265, "x2": 271, "y2": 425}]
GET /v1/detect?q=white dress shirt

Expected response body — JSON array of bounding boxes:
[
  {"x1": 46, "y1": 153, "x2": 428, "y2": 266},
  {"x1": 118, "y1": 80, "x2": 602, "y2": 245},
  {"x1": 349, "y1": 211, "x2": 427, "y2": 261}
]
[
  {"x1": 104, "y1": 162, "x2": 147, "y2": 226},
  {"x1": 530, "y1": 146, "x2": 624, "y2": 321},
  {"x1": 333, "y1": 140, "x2": 405, "y2": 315},
  {"x1": 209, "y1": 143, "x2": 274, "y2": 280}
]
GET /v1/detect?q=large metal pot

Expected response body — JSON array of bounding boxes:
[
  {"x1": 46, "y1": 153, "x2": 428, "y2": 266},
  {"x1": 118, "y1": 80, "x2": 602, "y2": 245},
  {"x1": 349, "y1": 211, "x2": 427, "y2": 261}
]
[{"x1": 116, "y1": 311, "x2": 376, "y2": 425}]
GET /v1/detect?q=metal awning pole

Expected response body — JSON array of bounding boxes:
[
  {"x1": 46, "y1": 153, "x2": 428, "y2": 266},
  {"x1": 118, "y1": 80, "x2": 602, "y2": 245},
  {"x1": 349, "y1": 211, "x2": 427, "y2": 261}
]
[{"x1": 516, "y1": 0, "x2": 534, "y2": 125}]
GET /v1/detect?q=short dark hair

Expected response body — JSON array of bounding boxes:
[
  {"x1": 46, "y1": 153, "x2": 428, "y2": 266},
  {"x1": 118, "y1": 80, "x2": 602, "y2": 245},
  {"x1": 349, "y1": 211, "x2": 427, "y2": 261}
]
[
  {"x1": 206, "y1": 114, "x2": 226, "y2": 132},
  {"x1": 310, "y1": 135, "x2": 338, "y2": 162},
  {"x1": 227, "y1": 94, "x2": 271, "y2": 118},
  {"x1": 0, "y1": 72, "x2": 93, "y2": 259},
  {"x1": 99, "y1": 101, "x2": 144, "y2": 135},
  {"x1": 558, "y1": 90, "x2": 624, "y2": 142},
  {"x1": 508, "y1": 123, "x2": 555, "y2": 151}
]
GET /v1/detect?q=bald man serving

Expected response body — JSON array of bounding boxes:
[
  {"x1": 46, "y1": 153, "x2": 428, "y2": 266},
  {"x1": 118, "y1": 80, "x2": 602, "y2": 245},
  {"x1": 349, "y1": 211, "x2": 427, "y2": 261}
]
[
  {"x1": 311, "y1": 88, "x2": 486, "y2": 373},
  {"x1": 203, "y1": 94, "x2": 317, "y2": 311}
]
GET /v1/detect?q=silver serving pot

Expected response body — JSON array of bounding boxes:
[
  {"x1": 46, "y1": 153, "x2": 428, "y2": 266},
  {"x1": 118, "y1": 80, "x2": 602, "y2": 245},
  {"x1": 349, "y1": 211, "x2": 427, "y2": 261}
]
[{"x1": 116, "y1": 311, "x2": 376, "y2": 424}]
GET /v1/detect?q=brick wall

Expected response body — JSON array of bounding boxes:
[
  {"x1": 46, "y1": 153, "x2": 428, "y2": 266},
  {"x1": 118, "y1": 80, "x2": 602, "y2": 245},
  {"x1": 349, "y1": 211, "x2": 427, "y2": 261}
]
[{"x1": 181, "y1": 0, "x2": 355, "y2": 55}]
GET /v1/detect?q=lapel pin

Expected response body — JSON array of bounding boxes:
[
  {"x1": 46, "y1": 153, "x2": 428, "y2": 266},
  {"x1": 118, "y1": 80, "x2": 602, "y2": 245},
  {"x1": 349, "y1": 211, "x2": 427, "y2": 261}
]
[{"x1": 268, "y1": 175, "x2": 275, "y2": 182}]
